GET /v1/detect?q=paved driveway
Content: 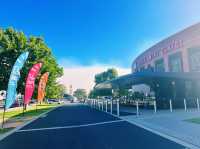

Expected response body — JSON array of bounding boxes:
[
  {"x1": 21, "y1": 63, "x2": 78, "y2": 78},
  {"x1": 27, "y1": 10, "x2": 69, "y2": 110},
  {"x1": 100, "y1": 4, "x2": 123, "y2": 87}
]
[{"x1": 0, "y1": 104, "x2": 185, "y2": 149}]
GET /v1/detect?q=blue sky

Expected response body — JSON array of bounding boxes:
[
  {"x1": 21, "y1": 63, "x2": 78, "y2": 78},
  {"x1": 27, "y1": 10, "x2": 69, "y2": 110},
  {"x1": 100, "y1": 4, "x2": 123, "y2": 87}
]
[
  {"x1": 1, "y1": 0, "x2": 200, "y2": 91},
  {"x1": 1, "y1": 0, "x2": 200, "y2": 69}
]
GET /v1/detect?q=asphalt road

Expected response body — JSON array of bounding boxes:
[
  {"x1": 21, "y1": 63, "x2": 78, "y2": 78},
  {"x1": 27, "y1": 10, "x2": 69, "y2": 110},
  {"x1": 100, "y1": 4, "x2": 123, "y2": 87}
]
[{"x1": 0, "y1": 104, "x2": 185, "y2": 149}]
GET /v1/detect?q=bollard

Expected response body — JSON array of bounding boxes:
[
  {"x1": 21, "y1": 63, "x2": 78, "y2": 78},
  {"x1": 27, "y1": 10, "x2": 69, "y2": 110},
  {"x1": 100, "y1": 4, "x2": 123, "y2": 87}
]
[
  {"x1": 98, "y1": 101, "x2": 101, "y2": 110},
  {"x1": 154, "y1": 100, "x2": 157, "y2": 113},
  {"x1": 96, "y1": 99, "x2": 98, "y2": 109},
  {"x1": 136, "y1": 101, "x2": 139, "y2": 116},
  {"x1": 197, "y1": 98, "x2": 199, "y2": 111},
  {"x1": 106, "y1": 100, "x2": 108, "y2": 112},
  {"x1": 117, "y1": 99, "x2": 120, "y2": 116},
  {"x1": 169, "y1": 99, "x2": 173, "y2": 112},
  {"x1": 110, "y1": 100, "x2": 113, "y2": 114},
  {"x1": 184, "y1": 99, "x2": 187, "y2": 111}
]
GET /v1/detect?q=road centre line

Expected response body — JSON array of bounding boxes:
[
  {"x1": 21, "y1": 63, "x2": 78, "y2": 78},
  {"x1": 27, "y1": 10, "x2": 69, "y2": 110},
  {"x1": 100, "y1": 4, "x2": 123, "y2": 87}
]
[{"x1": 16, "y1": 119, "x2": 125, "y2": 133}]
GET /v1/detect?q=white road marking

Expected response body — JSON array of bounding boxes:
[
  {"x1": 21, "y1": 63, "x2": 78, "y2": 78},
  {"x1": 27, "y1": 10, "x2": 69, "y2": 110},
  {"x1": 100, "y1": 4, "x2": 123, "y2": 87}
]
[
  {"x1": 0, "y1": 105, "x2": 61, "y2": 141},
  {"x1": 40, "y1": 114, "x2": 47, "y2": 118},
  {"x1": 16, "y1": 120, "x2": 125, "y2": 133}
]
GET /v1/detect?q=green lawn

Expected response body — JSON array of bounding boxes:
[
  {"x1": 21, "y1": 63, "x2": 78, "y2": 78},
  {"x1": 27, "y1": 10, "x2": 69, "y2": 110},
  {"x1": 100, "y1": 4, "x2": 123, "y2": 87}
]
[
  {"x1": 0, "y1": 127, "x2": 14, "y2": 134},
  {"x1": 185, "y1": 117, "x2": 200, "y2": 124},
  {"x1": 0, "y1": 103, "x2": 59, "y2": 124}
]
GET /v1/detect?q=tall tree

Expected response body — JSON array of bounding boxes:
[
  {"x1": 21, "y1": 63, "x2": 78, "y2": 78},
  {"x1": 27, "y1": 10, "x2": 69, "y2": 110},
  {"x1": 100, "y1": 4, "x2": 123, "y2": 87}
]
[
  {"x1": 95, "y1": 68, "x2": 118, "y2": 85},
  {"x1": 0, "y1": 27, "x2": 64, "y2": 99},
  {"x1": 73, "y1": 89, "x2": 87, "y2": 99}
]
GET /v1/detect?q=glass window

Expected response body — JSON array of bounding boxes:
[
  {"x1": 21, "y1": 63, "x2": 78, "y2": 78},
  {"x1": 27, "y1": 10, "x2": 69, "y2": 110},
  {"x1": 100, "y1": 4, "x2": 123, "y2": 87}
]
[
  {"x1": 155, "y1": 59, "x2": 165, "y2": 72},
  {"x1": 188, "y1": 48, "x2": 200, "y2": 72},
  {"x1": 147, "y1": 64, "x2": 154, "y2": 72},
  {"x1": 168, "y1": 52, "x2": 183, "y2": 72},
  {"x1": 139, "y1": 66, "x2": 145, "y2": 72}
]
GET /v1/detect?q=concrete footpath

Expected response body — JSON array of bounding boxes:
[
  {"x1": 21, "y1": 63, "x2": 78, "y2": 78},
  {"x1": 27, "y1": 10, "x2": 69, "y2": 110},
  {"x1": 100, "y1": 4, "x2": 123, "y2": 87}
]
[{"x1": 122, "y1": 108, "x2": 200, "y2": 148}]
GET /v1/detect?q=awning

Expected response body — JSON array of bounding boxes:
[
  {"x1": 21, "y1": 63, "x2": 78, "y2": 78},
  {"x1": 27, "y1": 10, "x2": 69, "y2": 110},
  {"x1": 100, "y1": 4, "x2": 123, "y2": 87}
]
[{"x1": 95, "y1": 72, "x2": 200, "y2": 90}]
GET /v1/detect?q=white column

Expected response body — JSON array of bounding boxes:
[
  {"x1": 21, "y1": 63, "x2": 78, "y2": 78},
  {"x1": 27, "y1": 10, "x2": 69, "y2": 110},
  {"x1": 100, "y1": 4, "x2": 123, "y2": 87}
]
[
  {"x1": 110, "y1": 100, "x2": 113, "y2": 114},
  {"x1": 169, "y1": 99, "x2": 173, "y2": 112},
  {"x1": 197, "y1": 98, "x2": 199, "y2": 111},
  {"x1": 184, "y1": 99, "x2": 187, "y2": 111},
  {"x1": 106, "y1": 100, "x2": 108, "y2": 112},
  {"x1": 117, "y1": 99, "x2": 120, "y2": 116},
  {"x1": 102, "y1": 101, "x2": 104, "y2": 111},
  {"x1": 136, "y1": 101, "x2": 139, "y2": 116},
  {"x1": 154, "y1": 100, "x2": 157, "y2": 113}
]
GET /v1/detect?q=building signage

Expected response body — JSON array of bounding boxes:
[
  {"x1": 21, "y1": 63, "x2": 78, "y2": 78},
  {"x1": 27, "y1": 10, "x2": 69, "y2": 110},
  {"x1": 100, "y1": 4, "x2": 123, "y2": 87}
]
[{"x1": 136, "y1": 40, "x2": 183, "y2": 66}]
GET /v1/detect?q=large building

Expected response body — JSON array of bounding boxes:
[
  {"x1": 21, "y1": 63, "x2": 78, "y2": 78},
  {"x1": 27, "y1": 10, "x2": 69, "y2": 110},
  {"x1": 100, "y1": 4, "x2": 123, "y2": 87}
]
[
  {"x1": 95, "y1": 23, "x2": 200, "y2": 108},
  {"x1": 132, "y1": 23, "x2": 200, "y2": 73}
]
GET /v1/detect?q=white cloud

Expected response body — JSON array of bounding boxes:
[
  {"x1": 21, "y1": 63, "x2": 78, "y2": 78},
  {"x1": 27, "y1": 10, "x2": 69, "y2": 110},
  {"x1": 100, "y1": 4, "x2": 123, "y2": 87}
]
[
  {"x1": 57, "y1": 38, "x2": 161, "y2": 94},
  {"x1": 57, "y1": 60, "x2": 130, "y2": 93}
]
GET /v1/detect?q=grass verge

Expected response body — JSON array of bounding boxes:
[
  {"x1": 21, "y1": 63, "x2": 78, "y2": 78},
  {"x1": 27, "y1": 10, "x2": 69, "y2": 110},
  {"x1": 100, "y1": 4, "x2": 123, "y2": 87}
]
[
  {"x1": 0, "y1": 103, "x2": 59, "y2": 134},
  {"x1": 0, "y1": 127, "x2": 14, "y2": 134},
  {"x1": 185, "y1": 117, "x2": 200, "y2": 124},
  {"x1": 0, "y1": 104, "x2": 58, "y2": 119}
]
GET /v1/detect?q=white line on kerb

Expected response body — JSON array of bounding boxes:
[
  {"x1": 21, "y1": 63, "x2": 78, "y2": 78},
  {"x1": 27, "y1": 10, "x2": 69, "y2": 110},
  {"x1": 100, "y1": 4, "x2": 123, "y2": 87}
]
[{"x1": 16, "y1": 120, "x2": 124, "y2": 133}]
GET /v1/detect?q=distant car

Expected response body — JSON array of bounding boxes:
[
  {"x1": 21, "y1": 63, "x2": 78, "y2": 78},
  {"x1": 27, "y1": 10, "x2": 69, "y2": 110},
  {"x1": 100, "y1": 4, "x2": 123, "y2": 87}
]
[
  {"x1": 58, "y1": 99, "x2": 65, "y2": 104},
  {"x1": 30, "y1": 99, "x2": 37, "y2": 104},
  {"x1": 47, "y1": 99, "x2": 58, "y2": 104},
  {"x1": 63, "y1": 94, "x2": 79, "y2": 103}
]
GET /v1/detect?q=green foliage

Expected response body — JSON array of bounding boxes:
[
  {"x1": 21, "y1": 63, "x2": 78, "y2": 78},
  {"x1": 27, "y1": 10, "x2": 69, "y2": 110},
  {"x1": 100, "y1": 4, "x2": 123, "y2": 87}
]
[
  {"x1": 0, "y1": 27, "x2": 64, "y2": 99},
  {"x1": 117, "y1": 88, "x2": 129, "y2": 97},
  {"x1": 95, "y1": 68, "x2": 118, "y2": 85},
  {"x1": 46, "y1": 84, "x2": 66, "y2": 99},
  {"x1": 90, "y1": 68, "x2": 118, "y2": 97},
  {"x1": 88, "y1": 89, "x2": 98, "y2": 98},
  {"x1": 73, "y1": 89, "x2": 87, "y2": 99}
]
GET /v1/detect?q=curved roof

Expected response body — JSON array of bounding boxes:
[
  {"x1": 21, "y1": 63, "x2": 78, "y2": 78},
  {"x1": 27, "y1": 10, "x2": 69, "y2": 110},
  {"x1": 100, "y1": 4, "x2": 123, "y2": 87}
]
[{"x1": 133, "y1": 22, "x2": 200, "y2": 67}]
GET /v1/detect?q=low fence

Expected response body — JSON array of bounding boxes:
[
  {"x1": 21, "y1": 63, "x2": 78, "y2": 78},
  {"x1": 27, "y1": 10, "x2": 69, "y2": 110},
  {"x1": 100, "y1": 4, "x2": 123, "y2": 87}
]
[{"x1": 87, "y1": 97, "x2": 200, "y2": 116}]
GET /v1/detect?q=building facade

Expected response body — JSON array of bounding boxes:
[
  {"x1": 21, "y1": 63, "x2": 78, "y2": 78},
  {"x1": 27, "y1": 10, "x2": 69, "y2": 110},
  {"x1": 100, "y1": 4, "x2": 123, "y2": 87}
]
[
  {"x1": 95, "y1": 23, "x2": 200, "y2": 108},
  {"x1": 132, "y1": 23, "x2": 200, "y2": 73},
  {"x1": 130, "y1": 23, "x2": 200, "y2": 108}
]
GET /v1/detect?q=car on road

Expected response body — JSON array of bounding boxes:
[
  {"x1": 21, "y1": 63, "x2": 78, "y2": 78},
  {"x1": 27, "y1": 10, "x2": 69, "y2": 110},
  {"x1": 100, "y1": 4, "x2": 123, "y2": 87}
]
[{"x1": 47, "y1": 99, "x2": 59, "y2": 104}]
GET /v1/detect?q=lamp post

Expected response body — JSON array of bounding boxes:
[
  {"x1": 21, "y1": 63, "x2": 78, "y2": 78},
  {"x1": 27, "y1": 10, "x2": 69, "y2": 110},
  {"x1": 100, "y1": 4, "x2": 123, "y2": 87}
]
[
  {"x1": 156, "y1": 83, "x2": 159, "y2": 102},
  {"x1": 171, "y1": 81, "x2": 176, "y2": 99}
]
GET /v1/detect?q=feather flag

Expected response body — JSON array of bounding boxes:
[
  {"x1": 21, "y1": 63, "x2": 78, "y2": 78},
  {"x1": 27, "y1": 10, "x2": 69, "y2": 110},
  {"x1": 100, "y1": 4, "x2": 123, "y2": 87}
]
[
  {"x1": 5, "y1": 52, "x2": 29, "y2": 109},
  {"x1": 24, "y1": 63, "x2": 42, "y2": 105},
  {"x1": 37, "y1": 72, "x2": 49, "y2": 102}
]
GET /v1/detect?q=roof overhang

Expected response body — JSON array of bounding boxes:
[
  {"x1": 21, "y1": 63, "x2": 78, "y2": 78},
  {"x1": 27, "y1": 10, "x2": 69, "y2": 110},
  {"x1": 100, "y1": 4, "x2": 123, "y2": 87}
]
[{"x1": 94, "y1": 72, "x2": 200, "y2": 90}]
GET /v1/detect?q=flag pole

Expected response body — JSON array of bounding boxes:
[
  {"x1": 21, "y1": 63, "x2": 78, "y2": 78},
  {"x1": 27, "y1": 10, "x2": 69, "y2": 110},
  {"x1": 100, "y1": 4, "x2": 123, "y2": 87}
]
[
  {"x1": 22, "y1": 103, "x2": 25, "y2": 116},
  {"x1": 2, "y1": 97, "x2": 7, "y2": 129},
  {"x1": 1, "y1": 106, "x2": 6, "y2": 129},
  {"x1": 36, "y1": 101, "x2": 38, "y2": 112}
]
